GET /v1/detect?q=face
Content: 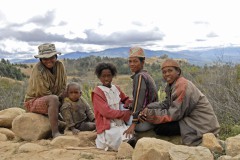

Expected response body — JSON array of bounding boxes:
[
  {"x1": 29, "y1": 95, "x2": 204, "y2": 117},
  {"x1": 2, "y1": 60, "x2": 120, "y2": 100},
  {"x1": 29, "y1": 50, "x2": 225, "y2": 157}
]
[
  {"x1": 162, "y1": 66, "x2": 180, "y2": 84},
  {"x1": 128, "y1": 57, "x2": 144, "y2": 73},
  {"x1": 41, "y1": 55, "x2": 57, "y2": 69},
  {"x1": 99, "y1": 69, "x2": 113, "y2": 87},
  {"x1": 67, "y1": 85, "x2": 81, "y2": 102}
]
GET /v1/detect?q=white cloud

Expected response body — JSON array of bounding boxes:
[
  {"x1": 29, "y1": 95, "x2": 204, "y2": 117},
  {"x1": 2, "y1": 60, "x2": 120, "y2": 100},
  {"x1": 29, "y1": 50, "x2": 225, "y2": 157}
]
[{"x1": 0, "y1": 0, "x2": 240, "y2": 59}]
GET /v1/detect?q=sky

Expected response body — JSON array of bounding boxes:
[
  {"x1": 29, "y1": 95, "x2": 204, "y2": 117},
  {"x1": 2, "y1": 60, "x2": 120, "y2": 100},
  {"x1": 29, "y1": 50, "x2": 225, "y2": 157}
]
[{"x1": 0, "y1": 0, "x2": 240, "y2": 60}]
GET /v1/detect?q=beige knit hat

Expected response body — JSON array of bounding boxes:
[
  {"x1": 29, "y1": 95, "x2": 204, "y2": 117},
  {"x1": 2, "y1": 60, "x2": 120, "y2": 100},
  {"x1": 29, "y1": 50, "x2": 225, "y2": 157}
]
[
  {"x1": 34, "y1": 43, "x2": 61, "y2": 58},
  {"x1": 161, "y1": 59, "x2": 180, "y2": 70},
  {"x1": 129, "y1": 46, "x2": 145, "y2": 58}
]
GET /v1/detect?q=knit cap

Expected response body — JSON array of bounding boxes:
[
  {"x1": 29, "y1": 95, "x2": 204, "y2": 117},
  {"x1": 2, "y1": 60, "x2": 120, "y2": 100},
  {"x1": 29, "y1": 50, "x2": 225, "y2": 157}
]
[
  {"x1": 129, "y1": 46, "x2": 145, "y2": 58},
  {"x1": 161, "y1": 59, "x2": 180, "y2": 70}
]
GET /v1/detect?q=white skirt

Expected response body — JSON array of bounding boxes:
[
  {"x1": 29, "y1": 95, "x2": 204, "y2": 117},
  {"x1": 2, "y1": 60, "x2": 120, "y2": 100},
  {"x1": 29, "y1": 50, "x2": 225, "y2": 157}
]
[{"x1": 95, "y1": 122, "x2": 131, "y2": 151}]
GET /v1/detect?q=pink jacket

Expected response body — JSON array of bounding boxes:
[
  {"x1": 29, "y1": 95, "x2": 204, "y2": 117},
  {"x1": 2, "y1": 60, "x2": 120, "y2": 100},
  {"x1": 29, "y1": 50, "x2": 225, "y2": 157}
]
[{"x1": 92, "y1": 85, "x2": 131, "y2": 134}]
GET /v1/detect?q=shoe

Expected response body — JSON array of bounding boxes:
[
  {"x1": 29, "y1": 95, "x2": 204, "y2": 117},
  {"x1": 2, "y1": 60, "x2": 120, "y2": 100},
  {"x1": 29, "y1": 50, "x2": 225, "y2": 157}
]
[{"x1": 127, "y1": 136, "x2": 138, "y2": 148}]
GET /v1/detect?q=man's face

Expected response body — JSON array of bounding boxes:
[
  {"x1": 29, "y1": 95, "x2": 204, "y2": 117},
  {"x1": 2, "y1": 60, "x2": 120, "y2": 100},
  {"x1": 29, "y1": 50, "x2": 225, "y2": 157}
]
[
  {"x1": 162, "y1": 66, "x2": 180, "y2": 84},
  {"x1": 41, "y1": 55, "x2": 57, "y2": 69},
  {"x1": 128, "y1": 57, "x2": 144, "y2": 73}
]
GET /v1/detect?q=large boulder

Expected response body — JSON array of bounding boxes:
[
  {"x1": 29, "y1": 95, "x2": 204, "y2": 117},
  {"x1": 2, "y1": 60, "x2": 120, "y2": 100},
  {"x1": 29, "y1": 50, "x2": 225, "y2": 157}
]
[
  {"x1": 50, "y1": 136, "x2": 80, "y2": 148},
  {"x1": 169, "y1": 145, "x2": 214, "y2": 160},
  {"x1": 132, "y1": 137, "x2": 174, "y2": 160},
  {"x1": 12, "y1": 113, "x2": 51, "y2": 141},
  {"x1": 0, "y1": 107, "x2": 25, "y2": 128},
  {"x1": 225, "y1": 134, "x2": 240, "y2": 157}
]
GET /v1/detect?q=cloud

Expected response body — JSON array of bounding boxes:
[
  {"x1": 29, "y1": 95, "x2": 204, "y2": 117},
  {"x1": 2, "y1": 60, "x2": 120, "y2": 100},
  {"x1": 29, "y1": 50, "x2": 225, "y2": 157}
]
[
  {"x1": 0, "y1": 27, "x2": 68, "y2": 42},
  {"x1": 132, "y1": 21, "x2": 144, "y2": 26},
  {"x1": 164, "y1": 45, "x2": 183, "y2": 49},
  {"x1": 0, "y1": 48, "x2": 15, "y2": 58},
  {"x1": 26, "y1": 10, "x2": 56, "y2": 27},
  {"x1": 80, "y1": 27, "x2": 164, "y2": 45},
  {"x1": 206, "y1": 32, "x2": 218, "y2": 38},
  {"x1": 195, "y1": 39, "x2": 206, "y2": 42},
  {"x1": 194, "y1": 21, "x2": 209, "y2": 25}
]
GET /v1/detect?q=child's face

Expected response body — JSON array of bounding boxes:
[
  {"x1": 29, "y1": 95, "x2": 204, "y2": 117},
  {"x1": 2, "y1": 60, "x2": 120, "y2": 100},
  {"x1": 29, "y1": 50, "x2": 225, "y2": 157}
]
[
  {"x1": 67, "y1": 85, "x2": 81, "y2": 102},
  {"x1": 99, "y1": 69, "x2": 113, "y2": 87}
]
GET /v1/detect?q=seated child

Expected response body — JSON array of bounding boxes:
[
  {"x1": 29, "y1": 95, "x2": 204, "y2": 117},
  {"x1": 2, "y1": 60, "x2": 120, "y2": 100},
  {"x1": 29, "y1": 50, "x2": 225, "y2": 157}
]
[
  {"x1": 92, "y1": 62, "x2": 132, "y2": 151},
  {"x1": 60, "y1": 82, "x2": 96, "y2": 135}
]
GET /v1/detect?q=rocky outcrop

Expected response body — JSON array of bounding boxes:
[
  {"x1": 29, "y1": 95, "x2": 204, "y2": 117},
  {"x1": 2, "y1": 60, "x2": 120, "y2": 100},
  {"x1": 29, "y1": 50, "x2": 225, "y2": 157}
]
[
  {"x1": 12, "y1": 113, "x2": 52, "y2": 141},
  {"x1": 0, "y1": 107, "x2": 25, "y2": 128},
  {"x1": 0, "y1": 107, "x2": 240, "y2": 160}
]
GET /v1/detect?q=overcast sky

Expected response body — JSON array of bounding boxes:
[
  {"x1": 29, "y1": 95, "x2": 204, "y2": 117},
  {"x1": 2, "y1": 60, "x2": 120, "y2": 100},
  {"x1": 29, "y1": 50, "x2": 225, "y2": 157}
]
[{"x1": 0, "y1": 0, "x2": 240, "y2": 60}]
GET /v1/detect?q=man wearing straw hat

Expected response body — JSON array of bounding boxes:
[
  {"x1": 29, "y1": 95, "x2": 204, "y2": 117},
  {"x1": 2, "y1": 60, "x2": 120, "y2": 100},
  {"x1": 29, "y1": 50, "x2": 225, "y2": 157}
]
[{"x1": 24, "y1": 43, "x2": 67, "y2": 138}]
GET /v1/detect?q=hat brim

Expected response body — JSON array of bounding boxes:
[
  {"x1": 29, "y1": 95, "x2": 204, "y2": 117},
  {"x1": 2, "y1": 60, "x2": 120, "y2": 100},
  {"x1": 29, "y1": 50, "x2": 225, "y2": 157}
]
[{"x1": 34, "y1": 52, "x2": 61, "y2": 58}]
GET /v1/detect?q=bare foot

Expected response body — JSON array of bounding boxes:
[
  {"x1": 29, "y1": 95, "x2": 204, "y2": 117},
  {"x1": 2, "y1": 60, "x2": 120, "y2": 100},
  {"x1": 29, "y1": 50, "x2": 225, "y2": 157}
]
[{"x1": 52, "y1": 132, "x2": 63, "y2": 138}]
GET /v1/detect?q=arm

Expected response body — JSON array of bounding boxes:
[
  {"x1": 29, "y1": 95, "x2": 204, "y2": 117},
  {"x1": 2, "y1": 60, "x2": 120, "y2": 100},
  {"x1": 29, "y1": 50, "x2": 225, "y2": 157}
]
[
  {"x1": 81, "y1": 97, "x2": 95, "y2": 122},
  {"x1": 116, "y1": 85, "x2": 132, "y2": 108},
  {"x1": 92, "y1": 92, "x2": 131, "y2": 121},
  {"x1": 145, "y1": 77, "x2": 189, "y2": 124},
  {"x1": 131, "y1": 74, "x2": 147, "y2": 123},
  {"x1": 60, "y1": 102, "x2": 75, "y2": 128}
]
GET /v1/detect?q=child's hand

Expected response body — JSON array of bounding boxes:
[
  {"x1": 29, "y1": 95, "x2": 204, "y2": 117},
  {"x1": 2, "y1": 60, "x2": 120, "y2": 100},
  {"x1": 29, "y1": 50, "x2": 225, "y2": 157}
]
[{"x1": 71, "y1": 128, "x2": 80, "y2": 135}]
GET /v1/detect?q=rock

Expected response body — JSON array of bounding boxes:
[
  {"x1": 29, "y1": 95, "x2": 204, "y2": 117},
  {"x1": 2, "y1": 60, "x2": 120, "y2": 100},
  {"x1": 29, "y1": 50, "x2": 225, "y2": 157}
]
[
  {"x1": 116, "y1": 142, "x2": 133, "y2": 159},
  {"x1": 64, "y1": 130, "x2": 97, "y2": 147},
  {"x1": 217, "y1": 155, "x2": 240, "y2": 160},
  {"x1": 18, "y1": 143, "x2": 47, "y2": 153},
  {"x1": 0, "y1": 133, "x2": 8, "y2": 141},
  {"x1": 0, "y1": 128, "x2": 15, "y2": 140},
  {"x1": 132, "y1": 137, "x2": 174, "y2": 160},
  {"x1": 169, "y1": 145, "x2": 214, "y2": 160},
  {"x1": 12, "y1": 113, "x2": 51, "y2": 141},
  {"x1": 225, "y1": 134, "x2": 240, "y2": 157},
  {"x1": 0, "y1": 107, "x2": 25, "y2": 128},
  {"x1": 50, "y1": 136, "x2": 80, "y2": 147},
  {"x1": 202, "y1": 133, "x2": 223, "y2": 153},
  {"x1": 137, "y1": 129, "x2": 182, "y2": 145}
]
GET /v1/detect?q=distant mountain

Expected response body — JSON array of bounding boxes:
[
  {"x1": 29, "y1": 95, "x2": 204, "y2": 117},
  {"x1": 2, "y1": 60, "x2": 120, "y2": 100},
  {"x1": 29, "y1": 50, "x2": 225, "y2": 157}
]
[{"x1": 12, "y1": 46, "x2": 240, "y2": 66}]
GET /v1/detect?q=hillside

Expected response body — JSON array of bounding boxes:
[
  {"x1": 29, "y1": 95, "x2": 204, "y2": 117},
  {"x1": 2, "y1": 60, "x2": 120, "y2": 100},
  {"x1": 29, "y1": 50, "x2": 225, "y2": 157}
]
[{"x1": 11, "y1": 46, "x2": 240, "y2": 66}]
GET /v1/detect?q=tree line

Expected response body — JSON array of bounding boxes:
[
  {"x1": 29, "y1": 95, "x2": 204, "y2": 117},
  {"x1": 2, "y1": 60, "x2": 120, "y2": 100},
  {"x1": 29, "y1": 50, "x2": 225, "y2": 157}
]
[{"x1": 0, "y1": 59, "x2": 27, "y2": 80}]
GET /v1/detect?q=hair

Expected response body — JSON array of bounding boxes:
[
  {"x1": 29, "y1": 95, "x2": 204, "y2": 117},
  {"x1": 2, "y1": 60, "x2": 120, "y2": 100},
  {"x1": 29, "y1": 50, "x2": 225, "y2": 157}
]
[
  {"x1": 66, "y1": 82, "x2": 81, "y2": 92},
  {"x1": 95, "y1": 62, "x2": 117, "y2": 78},
  {"x1": 138, "y1": 57, "x2": 145, "y2": 63},
  {"x1": 174, "y1": 67, "x2": 182, "y2": 75}
]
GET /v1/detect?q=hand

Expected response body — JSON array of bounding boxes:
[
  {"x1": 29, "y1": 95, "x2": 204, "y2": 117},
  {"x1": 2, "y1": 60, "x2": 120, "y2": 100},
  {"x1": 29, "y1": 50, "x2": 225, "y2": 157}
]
[
  {"x1": 123, "y1": 123, "x2": 136, "y2": 138},
  {"x1": 139, "y1": 108, "x2": 148, "y2": 123},
  {"x1": 71, "y1": 128, "x2": 80, "y2": 135},
  {"x1": 138, "y1": 112, "x2": 147, "y2": 123}
]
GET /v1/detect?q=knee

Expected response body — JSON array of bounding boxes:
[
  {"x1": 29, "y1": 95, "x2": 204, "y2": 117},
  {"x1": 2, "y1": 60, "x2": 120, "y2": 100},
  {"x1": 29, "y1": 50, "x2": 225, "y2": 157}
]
[{"x1": 46, "y1": 95, "x2": 60, "y2": 105}]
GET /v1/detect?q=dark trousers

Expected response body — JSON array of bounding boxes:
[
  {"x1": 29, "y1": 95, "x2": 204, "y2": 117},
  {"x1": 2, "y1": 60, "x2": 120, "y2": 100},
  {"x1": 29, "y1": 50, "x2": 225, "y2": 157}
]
[{"x1": 154, "y1": 121, "x2": 181, "y2": 136}]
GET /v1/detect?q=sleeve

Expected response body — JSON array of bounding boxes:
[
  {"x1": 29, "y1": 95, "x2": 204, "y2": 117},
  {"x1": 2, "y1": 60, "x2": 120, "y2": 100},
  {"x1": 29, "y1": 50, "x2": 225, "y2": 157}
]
[
  {"x1": 59, "y1": 62, "x2": 67, "y2": 97},
  {"x1": 81, "y1": 97, "x2": 95, "y2": 122},
  {"x1": 92, "y1": 91, "x2": 131, "y2": 122},
  {"x1": 60, "y1": 102, "x2": 75, "y2": 128},
  {"x1": 115, "y1": 85, "x2": 132, "y2": 108},
  {"x1": 146, "y1": 79, "x2": 188, "y2": 124},
  {"x1": 131, "y1": 74, "x2": 147, "y2": 123}
]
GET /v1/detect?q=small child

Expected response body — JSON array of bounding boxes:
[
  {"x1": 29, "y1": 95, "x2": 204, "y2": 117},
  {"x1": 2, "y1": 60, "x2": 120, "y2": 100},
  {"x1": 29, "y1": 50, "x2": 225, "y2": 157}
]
[
  {"x1": 92, "y1": 62, "x2": 132, "y2": 151},
  {"x1": 60, "y1": 82, "x2": 96, "y2": 135}
]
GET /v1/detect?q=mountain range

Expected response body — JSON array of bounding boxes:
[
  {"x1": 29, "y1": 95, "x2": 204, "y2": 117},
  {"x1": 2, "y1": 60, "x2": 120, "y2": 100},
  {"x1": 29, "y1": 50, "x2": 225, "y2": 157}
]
[{"x1": 13, "y1": 46, "x2": 240, "y2": 66}]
